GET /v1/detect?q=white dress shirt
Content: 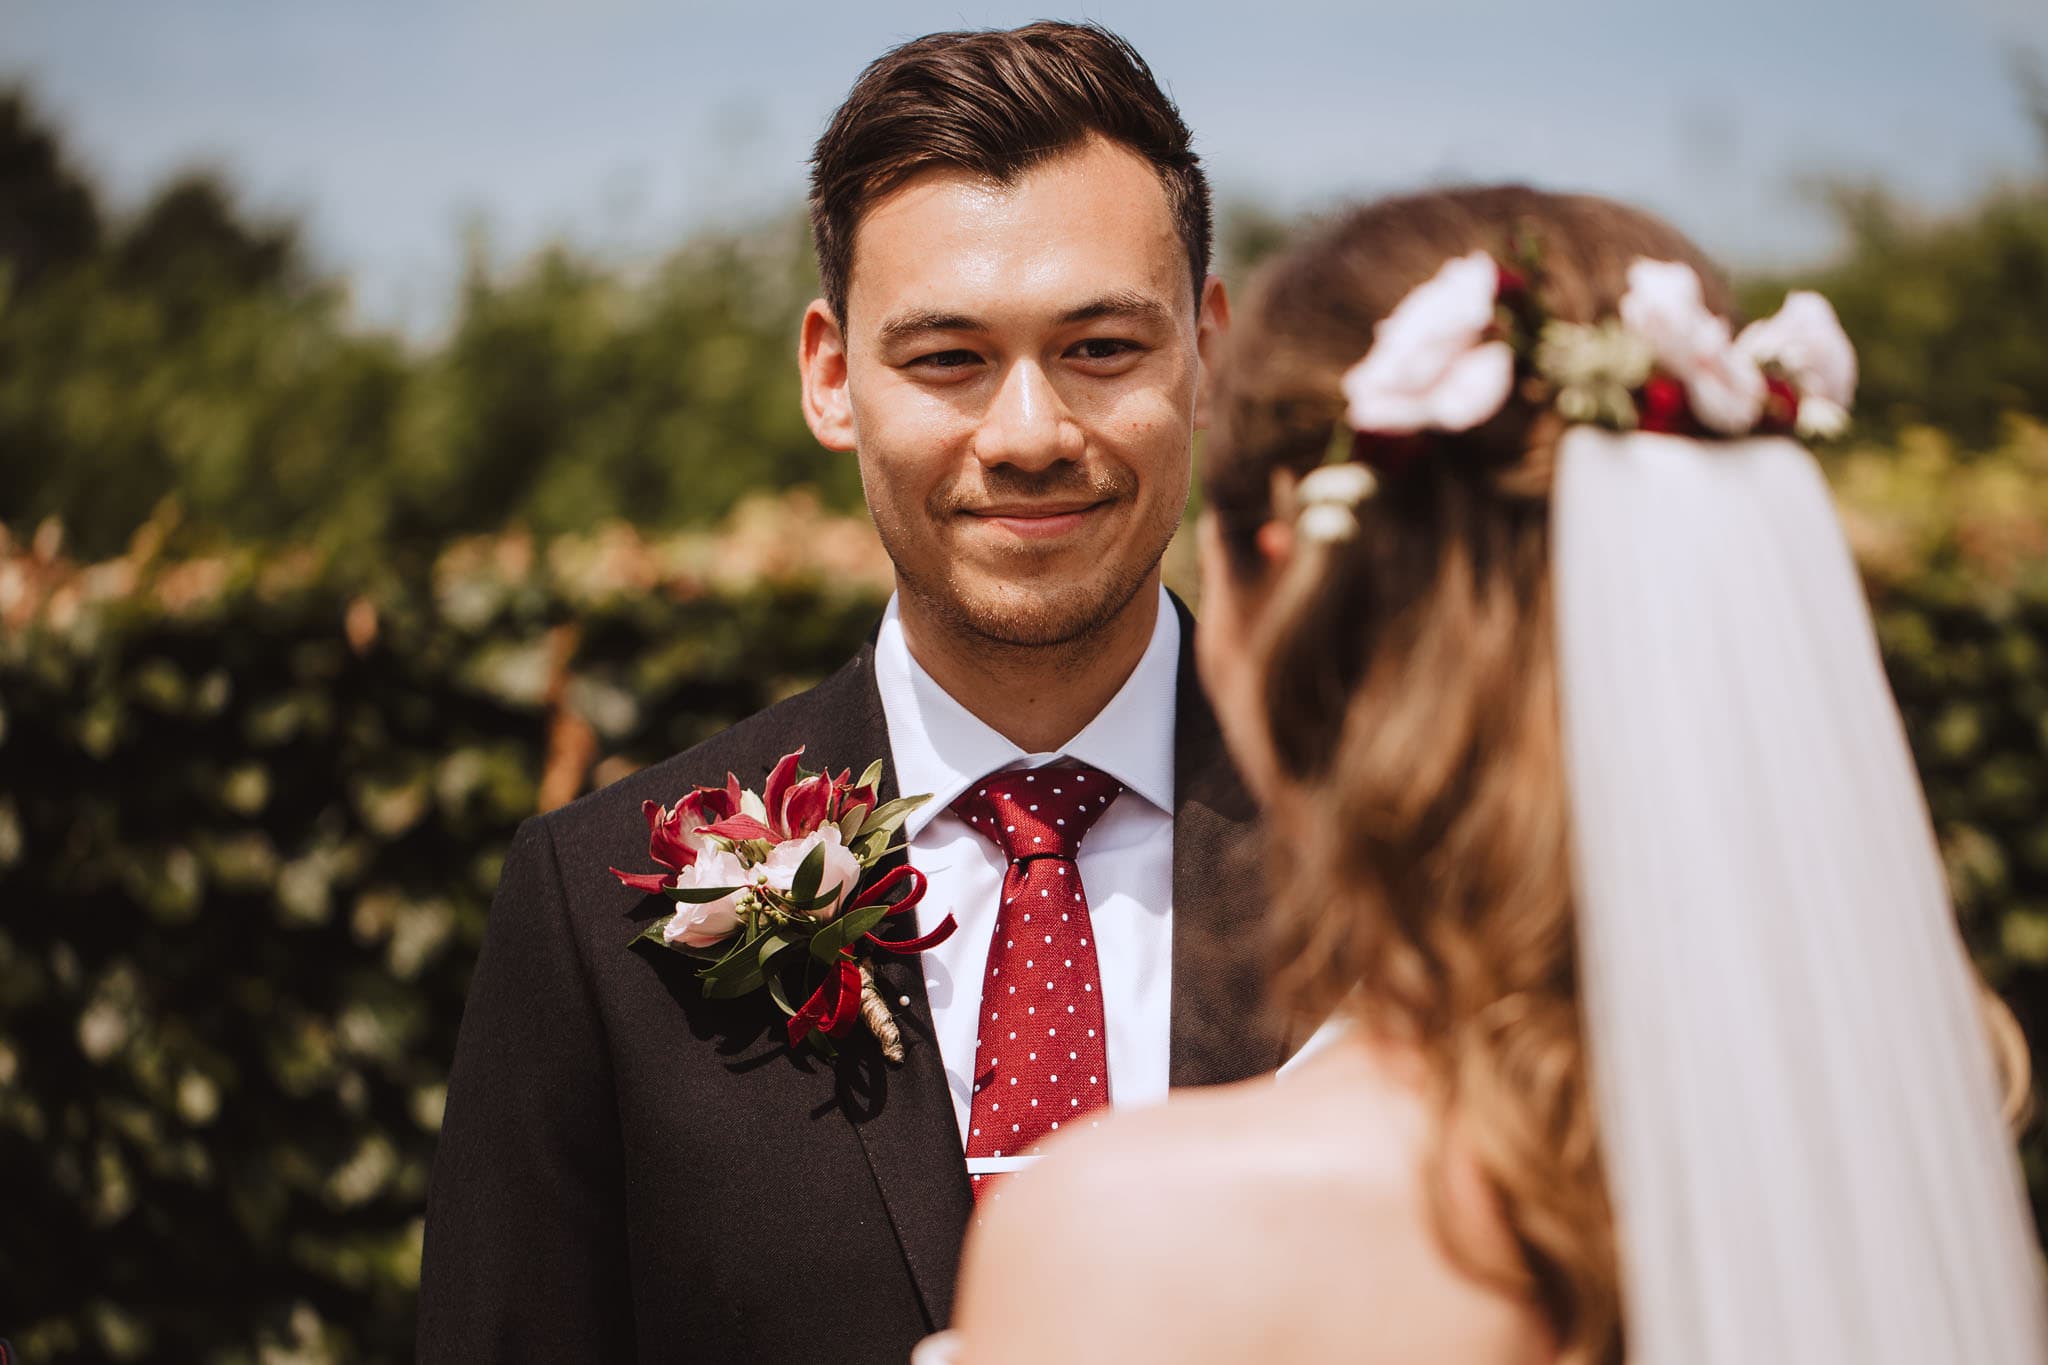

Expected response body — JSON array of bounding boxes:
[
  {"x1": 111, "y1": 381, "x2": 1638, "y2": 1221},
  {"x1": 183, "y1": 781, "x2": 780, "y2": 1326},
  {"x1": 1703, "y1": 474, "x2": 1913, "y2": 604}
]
[{"x1": 872, "y1": 588, "x2": 1180, "y2": 1148}]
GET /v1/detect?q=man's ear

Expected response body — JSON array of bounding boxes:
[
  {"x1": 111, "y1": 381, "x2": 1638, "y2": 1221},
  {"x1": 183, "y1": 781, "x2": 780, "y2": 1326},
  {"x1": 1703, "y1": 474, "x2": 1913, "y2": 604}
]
[
  {"x1": 1193, "y1": 273, "x2": 1231, "y2": 432},
  {"x1": 799, "y1": 299, "x2": 857, "y2": 452}
]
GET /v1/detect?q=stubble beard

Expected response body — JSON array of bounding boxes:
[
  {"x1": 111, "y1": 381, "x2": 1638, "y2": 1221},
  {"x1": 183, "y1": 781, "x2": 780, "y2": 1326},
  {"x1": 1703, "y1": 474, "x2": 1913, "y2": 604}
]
[
  {"x1": 874, "y1": 487, "x2": 1177, "y2": 660},
  {"x1": 899, "y1": 541, "x2": 1162, "y2": 654}
]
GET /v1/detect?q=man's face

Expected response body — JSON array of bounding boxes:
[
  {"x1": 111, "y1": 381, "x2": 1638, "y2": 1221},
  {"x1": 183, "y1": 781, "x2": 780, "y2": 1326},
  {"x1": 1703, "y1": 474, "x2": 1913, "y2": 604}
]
[{"x1": 800, "y1": 136, "x2": 1225, "y2": 649}]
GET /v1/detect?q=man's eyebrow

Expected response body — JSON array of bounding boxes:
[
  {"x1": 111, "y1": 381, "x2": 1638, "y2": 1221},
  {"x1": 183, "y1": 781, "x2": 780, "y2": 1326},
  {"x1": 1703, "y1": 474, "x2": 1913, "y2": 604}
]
[
  {"x1": 1058, "y1": 291, "x2": 1174, "y2": 328},
  {"x1": 876, "y1": 309, "x2": 984, "y2": 347}
]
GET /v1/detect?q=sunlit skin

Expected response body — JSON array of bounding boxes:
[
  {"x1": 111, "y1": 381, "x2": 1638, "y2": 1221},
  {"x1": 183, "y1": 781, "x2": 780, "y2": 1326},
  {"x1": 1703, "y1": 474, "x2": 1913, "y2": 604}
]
[{"x1": 799, "y1": 135, "x2": 1228, "y2": 753}]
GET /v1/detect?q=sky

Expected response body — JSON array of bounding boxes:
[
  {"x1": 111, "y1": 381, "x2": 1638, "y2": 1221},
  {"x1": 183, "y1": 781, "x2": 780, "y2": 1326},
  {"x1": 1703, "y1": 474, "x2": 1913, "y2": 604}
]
[{"x1": 7, "y1": 0, "x2": 2046, "y2": 335}]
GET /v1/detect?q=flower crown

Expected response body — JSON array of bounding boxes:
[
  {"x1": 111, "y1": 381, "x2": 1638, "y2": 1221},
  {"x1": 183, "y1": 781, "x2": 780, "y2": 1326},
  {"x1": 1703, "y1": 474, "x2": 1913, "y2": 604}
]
[{"x1": 1289, "y1": 249, "x2": 1858, "y2": 542}]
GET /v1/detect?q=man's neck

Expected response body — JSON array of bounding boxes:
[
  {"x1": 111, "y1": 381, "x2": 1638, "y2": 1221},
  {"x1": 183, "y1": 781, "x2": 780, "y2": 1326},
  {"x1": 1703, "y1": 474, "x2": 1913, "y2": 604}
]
[{"x1": 897, "y1": 579, "x2": 1163, "y2": 755}]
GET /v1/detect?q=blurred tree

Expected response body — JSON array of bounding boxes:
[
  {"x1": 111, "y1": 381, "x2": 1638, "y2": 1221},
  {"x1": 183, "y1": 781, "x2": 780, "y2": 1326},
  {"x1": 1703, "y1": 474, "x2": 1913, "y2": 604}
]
[
  {"x1": 0, "y1": 88, "x2": 102, "y2": 293},
  {"x1": 112, "y1": 173, "x2": 307, "y2": 300},
  {"x1": 1743, "y1": 62, "x2": 2048, "y2": 450},
  {"x1": 0, "y1": 85, "x2": 863, "y2": 562},
  {"x1": 1742, "y1": 181, "x2": 2048, "y2": 450},
  {"x1": 384, "y1": 216, "x2": 860, "y2": 547},
  {"x1": 1215, "y1": 199, "x2": 1300, "y2": 284}
]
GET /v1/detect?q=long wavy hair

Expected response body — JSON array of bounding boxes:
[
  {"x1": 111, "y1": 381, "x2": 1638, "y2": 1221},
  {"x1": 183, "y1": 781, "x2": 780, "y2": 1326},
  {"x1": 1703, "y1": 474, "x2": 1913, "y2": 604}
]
[{"x1": 1201, "y1": 185, "x2": 2028, "y2": 1365}]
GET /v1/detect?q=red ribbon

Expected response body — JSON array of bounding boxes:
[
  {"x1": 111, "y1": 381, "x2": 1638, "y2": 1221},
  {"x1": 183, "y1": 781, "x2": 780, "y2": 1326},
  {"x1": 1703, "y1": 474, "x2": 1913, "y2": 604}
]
[
  {"x1": 783, "y1": 864, "x2": 959, "y2": 1050},
  {"x1": 787, "y1": 954, "x2": 863, "y2": 1046},
  {"x1": 856, "y1": 865, "x2": 958, "y2": 954}
]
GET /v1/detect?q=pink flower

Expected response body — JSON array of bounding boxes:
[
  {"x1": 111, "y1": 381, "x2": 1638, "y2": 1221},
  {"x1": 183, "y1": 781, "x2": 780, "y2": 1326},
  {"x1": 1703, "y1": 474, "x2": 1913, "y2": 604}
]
[
  {"x1": 759, "y1": 825, "x2": 862, "y2": 920},
  {"x1": 1619, "y1": 260, "x2": 1765, "y2": 435},
  {"x1": 661, "y1": 848, "x2": 750, "y2": 947},
  {"x1": 1735, "y1": 291, "x2": 1857, "y2": 408},
  {"x1": 1342, "y1": 250, "x2": 1516, "y2": 435}
]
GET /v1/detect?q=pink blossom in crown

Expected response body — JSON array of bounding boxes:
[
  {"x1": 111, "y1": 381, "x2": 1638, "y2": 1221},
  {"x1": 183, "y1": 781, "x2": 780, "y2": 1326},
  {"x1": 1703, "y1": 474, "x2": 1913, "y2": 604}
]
[
  {"x1": 1618, "y1": 260, "x2": 1766, "y2": 435},
  {"x1": 1341, "y1": 250, "x2": 1517, "y2": 435},
  {"x1": 1735, "y1": 291, "x2": 1858, "y2": 438}
]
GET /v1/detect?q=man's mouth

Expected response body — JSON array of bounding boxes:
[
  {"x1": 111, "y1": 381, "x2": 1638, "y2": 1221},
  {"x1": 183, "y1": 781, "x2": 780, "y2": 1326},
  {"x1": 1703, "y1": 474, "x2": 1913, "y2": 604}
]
[{"x1": 960, "y1": 499, "x2": 1111, "y2": 541}]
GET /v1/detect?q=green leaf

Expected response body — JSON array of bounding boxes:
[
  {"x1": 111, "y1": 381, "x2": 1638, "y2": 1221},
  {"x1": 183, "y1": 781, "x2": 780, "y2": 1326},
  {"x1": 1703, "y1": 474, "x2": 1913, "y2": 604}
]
[
  {"x1": 781, "y1": 877, "x2": 848, "y2": 915},
  {"x1": 858, "y1": 794, "x2": 930, "y2": 841},
  {"x1": 856, "y1": 759, "x2": 885, "y2": 792},
  {"x1": 765, "y1": 970, "x2": 798, "y2": 1018},
  {"x1": 632, "y1": 916, "x2": 670, "y2": 947},
  {"x1": 788, "y1": 841, "x2": 826, "y2": 909},
  {"x1": 701, "y1": 961, "x2": 767, "y2": 999},
  {"x1": 668, "y1": 883, "x2": 745, "y2": 904},
  {"x1": 808, "y1": 900, "x2": 894, "y2": 963},
  {"x1": 757, "y1": 932, "x2": 797, "y2": 972},
  {"x1": 705, "y1": 922, "x2": 763, "y2": 970}
]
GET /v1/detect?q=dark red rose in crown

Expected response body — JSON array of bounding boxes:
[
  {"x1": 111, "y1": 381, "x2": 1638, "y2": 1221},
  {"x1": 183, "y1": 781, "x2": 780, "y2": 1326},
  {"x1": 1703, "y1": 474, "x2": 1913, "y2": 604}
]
[{"x1": 1638, "y1": 375, "x2": 1689, "y2": 434}]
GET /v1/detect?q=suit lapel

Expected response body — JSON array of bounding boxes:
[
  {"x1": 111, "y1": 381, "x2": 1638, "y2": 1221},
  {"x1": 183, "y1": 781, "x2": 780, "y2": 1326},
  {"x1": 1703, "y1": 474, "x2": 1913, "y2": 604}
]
[
  {"x1": 1166, "y1": 597, "x2": 1284, "y2": 1087},
  {"x1": 802, "y1": 647, "x2": 974, "y2": 1331}
]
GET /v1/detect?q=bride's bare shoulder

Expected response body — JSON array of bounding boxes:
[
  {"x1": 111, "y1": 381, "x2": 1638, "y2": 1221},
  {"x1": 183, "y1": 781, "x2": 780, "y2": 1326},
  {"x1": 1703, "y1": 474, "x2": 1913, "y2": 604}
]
[{"x1": 951, "y1": 1036, "x2": 1554, "y2": 1365}]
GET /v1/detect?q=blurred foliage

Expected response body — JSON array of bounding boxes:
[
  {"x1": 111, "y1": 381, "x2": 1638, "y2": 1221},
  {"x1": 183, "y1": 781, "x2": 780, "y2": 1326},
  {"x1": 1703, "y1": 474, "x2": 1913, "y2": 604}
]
[
  {"x1": 1831, "y1": 419, "x2": 2048, "y2": 1236},
  {"x1": 1739, "y1": 179, "x2": 2048, "y2": 451},
  {"x1": 0, "y1": 497, "x2": 894, "y2": 1363},
  {"x1": 0, "y1": 87, "x2": 862, "y2": 563},
  {"x1": 1737, "y1": 61, "x2": 2047, "y2": 453},
  {"x1": 2, "y1": 75, "x2": 2047, "y2": 1364}
]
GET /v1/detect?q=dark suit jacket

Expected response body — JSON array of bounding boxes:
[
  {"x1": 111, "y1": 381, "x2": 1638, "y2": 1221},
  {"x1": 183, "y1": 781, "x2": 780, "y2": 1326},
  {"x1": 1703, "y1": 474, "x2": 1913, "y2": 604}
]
[{"x1": 417, "y1": 601, "x2": 1276, "y2": 1363}]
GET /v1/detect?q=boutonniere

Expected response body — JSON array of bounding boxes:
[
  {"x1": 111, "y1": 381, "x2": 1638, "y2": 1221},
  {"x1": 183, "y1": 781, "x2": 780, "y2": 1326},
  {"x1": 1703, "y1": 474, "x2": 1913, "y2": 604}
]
[{"x1": 610, "y1": 748, "x2": 955, "y2": 1061}]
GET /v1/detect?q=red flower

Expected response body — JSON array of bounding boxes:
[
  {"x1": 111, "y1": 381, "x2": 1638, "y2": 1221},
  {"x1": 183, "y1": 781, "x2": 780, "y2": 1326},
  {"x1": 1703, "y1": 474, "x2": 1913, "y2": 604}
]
[
  {"x1": 765, "y1": 750, "x2": 865, "y2": 842},
  {"x1": 695, "y1": 748, "x2": 862, "y2": 845},
  {"x1": 610, "y1": 782, "x2": 739, "y2": 894},
  {"x1": 835, "y1": 776, "x2": 877, "y2": 831},
  {"x1": 1638, "y1": 375, "x2": 1690, "y2": 434},
  {"x1": 1762, "y1": 375, "x2": 1801, "y2": 433},
  {"x1": 620, "y1": 749, "x2": 884, "y2": 896}
]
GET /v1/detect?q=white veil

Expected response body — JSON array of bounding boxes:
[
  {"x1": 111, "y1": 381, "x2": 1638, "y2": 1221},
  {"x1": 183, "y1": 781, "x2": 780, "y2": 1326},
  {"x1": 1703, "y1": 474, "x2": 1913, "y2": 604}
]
[{"x1": 1552, "y1": 426, "x2": 2048, "y2": 1362}]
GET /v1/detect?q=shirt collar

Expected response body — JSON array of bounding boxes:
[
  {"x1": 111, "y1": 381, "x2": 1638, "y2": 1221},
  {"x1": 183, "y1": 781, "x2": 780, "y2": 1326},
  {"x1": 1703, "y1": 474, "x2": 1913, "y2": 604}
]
[{"x1": 872, "y1": 586, "x2": 1181, "y2": 840}]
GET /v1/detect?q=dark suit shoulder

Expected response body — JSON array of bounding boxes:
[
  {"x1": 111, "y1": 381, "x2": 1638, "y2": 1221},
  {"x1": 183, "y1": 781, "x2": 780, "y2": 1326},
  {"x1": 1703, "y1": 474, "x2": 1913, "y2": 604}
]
[{"x1": 538, "y1": 643, "x2": 886, "y2": 845}]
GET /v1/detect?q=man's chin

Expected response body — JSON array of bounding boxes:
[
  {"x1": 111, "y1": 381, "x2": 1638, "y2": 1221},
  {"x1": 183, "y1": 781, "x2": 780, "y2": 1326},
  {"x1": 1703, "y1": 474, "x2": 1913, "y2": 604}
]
[{"x1": 929, "y1": 573, "x2": 1156, "y2": 651}]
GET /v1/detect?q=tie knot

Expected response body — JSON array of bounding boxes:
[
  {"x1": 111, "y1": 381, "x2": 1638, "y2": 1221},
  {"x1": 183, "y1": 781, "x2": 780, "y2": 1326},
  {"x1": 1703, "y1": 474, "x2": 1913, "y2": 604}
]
[{"x1": 950, "y1": 763, "x2": 1124, "y2": 862}]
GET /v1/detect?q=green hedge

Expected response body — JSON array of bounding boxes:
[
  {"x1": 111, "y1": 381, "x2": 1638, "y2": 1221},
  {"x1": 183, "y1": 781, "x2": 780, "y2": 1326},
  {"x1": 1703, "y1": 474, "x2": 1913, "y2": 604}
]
[
  {"x1": 2, "y1": 440, "x2": 2044, "y2": 1359},
  {"x1": 0, "y1": 498, "x2": 894, "y2": 1362},
  {"x1": 1838, "y1": 420, "x2": 2048, "y2": 1230}
]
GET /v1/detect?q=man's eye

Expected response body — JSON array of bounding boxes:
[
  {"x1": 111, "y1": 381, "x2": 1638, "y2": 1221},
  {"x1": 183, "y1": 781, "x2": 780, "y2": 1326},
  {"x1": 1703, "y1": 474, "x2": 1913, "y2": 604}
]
[
  {"x1": 1071, "y1": 338, "x2": 1139, "y2": 362},
  {"x1": 911, "y1": 349, "x2": 981, "y2": 370}
]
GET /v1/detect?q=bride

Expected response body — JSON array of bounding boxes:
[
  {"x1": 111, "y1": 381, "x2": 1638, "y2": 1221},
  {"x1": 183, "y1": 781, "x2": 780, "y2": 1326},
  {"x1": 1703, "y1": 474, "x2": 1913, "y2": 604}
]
[{"x1": 923, "y1": 187, "x2": 2048, "y2": 1363}]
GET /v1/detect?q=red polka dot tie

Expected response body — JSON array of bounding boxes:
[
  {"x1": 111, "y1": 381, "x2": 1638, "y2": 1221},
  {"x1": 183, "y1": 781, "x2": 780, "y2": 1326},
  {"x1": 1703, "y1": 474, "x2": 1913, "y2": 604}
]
[{"x1": 951, "y1": 763, "x2": 1124, "y2": 1200}]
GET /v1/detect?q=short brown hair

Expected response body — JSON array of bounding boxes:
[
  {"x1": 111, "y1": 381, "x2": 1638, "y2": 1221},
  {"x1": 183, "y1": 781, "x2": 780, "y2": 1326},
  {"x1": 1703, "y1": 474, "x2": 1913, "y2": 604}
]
[{"x1": 807, "y1": 21, "x2": 1211, "y2": 323}]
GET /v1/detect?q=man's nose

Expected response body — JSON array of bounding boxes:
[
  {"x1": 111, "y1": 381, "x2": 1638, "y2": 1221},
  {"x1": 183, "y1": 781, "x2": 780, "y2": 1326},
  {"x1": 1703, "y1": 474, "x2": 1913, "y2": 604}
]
[{"x1": 973, "y1": 361, "x2": 1078, "y2": 471}]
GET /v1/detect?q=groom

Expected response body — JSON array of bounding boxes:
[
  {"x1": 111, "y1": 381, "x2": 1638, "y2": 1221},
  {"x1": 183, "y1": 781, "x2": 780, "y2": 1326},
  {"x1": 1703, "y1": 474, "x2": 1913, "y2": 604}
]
[{"x1": 417, "y1": 21, "x2": 1275, "y2": 1364}]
